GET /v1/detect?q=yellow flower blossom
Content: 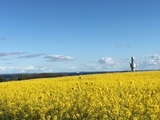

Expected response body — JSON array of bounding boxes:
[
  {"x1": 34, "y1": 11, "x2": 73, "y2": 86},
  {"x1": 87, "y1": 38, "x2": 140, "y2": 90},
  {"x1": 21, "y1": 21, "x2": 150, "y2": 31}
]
[{"x1": 0, "y1": 71, "x2": 159, "y2": 119}]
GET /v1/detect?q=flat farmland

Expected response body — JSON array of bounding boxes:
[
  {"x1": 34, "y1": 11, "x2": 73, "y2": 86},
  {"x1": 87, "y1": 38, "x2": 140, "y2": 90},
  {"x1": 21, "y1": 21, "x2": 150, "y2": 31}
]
[{"x1": 0, "y1": 71, "x2": 159, "y2": 120}]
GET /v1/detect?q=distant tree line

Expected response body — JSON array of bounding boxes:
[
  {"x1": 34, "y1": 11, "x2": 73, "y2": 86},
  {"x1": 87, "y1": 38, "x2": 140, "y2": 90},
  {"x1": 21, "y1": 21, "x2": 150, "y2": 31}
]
[{"x1": 0, "y1": 73, "x2": 69, "y2": 82}]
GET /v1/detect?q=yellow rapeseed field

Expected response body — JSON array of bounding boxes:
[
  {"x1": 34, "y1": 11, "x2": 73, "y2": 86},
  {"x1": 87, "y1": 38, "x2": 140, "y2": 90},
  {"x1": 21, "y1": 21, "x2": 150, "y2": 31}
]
[{"x1": 0, "y1": 71, "x2": 160, "y2": 120}]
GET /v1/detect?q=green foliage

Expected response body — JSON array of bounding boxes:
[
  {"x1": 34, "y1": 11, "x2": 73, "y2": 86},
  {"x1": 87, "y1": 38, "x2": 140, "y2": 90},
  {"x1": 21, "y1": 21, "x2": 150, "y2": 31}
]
[
  {"x1": 0, "y1": 76, "x2": 7, "y2": 82},
  {"x1": 0, "y1": 73, "x2": 68, "y2": 82}
]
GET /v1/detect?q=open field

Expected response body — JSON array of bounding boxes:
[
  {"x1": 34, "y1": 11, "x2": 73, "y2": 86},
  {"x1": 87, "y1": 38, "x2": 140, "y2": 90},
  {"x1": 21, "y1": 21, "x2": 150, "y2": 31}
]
[{"x1": 0, "y1": 71, "x2": 160, "y2": 120}]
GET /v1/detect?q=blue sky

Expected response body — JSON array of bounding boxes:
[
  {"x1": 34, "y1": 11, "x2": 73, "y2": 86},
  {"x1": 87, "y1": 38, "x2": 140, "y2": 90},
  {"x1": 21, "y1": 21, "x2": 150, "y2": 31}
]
[{"x1": 0, "y1": 0, "x2": 160, "y2": 73}]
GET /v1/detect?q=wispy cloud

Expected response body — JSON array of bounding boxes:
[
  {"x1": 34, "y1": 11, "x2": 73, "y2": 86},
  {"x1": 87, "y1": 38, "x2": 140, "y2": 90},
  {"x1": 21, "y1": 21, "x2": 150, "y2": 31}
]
[
  {"x1": 19, "y1": 53, "x2": 44, "y2": 58},
  {"x1": 44, "y1": 54, "x2": 75, "y2": 62},
  {"x1": 68, "y1": 57, "x2": 128, "y2": 72},
  {"x1": 148, "y1": 54, "x2": 160, "y2": 60},
  {"x1": 99, "y1": 57, "x2": 117, "y2": 67},
  {"x1": 0, "y1": 52, "x2": 26, "y2": 57},
  {"x1": 79, "y1": 64, "x2": 103, "y2": 71},
  {"x1": 0, "y1": 66, "x2": 6, "y2": 71},
  {"x1": 98, "y1": 57, "x2": 131, "y2": 71},
  {"x1": 0, "y1": 66, "x2": 53, "y2": 73},
  {"x1": 139, "y1": 53, "x2": 160, "y2": 69}
]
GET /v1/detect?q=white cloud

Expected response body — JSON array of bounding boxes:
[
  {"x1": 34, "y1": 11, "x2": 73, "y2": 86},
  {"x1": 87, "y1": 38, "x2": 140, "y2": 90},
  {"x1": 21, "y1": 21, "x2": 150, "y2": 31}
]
[
  {"x1": 98, "y1": 57, "x2": 131, "y2": 71},
  {"x1": 148, "y1": 54, "x2": 160, "y2": 60},
  {"x1": 79, "y1": 64, "x2": 103, "y2": 71},
  {"x1": 99, "y1": 57, "x2": 117, "y2": 66},
  {"x1": 0, "y1": 67, "x2": 7, "y2": 71},
  {"x1": 25, "y1": 66, "x2": 37, "y2": 70},
  {"x1": 0, "y1": 66, "x2": 54, "y2": 73},
  {"x1": 19, "y1": 66, "x2": 54, "y2": 73},
  {"x1": 44, "y1": 54, "x2": 74, "y2": 62},
  {"x1": 139, "y1": 53, "x2": 160, "y2": 69}
]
